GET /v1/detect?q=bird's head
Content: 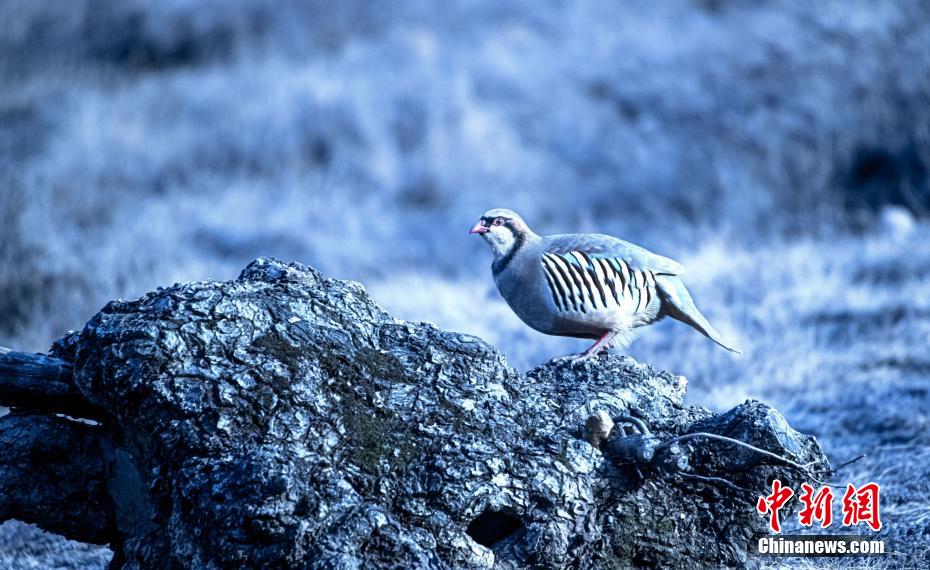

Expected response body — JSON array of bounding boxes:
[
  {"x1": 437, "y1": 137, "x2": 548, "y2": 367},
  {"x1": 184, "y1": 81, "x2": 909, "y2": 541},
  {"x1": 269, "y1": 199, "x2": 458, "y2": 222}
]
[{"x1": 469, "y1": 208, "x2": 535, "y2": 259}]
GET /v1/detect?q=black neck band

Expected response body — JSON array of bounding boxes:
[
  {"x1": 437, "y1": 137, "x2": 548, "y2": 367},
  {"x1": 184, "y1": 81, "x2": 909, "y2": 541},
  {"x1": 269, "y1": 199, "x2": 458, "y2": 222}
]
[{"x1": 492, "y1": 225, "x2": 525, "y2": 275}]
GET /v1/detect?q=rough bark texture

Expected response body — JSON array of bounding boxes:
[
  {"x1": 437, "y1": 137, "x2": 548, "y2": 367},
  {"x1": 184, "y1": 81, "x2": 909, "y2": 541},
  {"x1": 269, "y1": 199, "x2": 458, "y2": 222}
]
[{"x1": 0, "y1": 258, "x2": 828, "y2": 568}]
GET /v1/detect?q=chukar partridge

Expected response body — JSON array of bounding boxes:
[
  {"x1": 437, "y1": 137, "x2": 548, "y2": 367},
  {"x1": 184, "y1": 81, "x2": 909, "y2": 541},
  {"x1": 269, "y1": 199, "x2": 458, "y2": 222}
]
[{"x1": 469, "y1": 208, "x2": 741, "y2": 363}]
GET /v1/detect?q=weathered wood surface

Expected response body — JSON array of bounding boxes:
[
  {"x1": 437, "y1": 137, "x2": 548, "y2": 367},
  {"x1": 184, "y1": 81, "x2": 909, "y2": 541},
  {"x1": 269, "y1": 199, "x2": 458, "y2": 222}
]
[
  {"x1": 0, "y1": 350, "x2": 105, "y2": 420},
  {"x1": 0, "y1": 258, "x2": 828, "y2": 569}
]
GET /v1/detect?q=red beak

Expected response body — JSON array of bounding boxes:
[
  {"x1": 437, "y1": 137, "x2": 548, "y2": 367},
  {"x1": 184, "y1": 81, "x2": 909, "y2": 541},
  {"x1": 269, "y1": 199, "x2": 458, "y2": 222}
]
[{"x1": 469, "y1": 222, "x2": 489, "y2": 235}]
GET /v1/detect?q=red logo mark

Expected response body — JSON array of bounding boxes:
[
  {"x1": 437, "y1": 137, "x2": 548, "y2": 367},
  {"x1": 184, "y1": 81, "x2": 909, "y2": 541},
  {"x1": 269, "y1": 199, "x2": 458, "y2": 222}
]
[
  {"x1": 756, "y1": 479, "x2": 795, "y2": 533},
  {"x1": 842, "y1": 482, "x2": 882, "y2": 531},
  {"x1": 756, "y1": 480, "x2": 882, "y2": 533},
  {"x1": 798, "y1": 483, "x2": 835, "y2": 528}
]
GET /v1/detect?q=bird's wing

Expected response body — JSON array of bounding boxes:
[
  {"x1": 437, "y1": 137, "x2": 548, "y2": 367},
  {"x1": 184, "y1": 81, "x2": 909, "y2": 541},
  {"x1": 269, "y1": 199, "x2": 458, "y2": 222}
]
[{"x1": 544, "y1": 233, "x2": 684, "y2": 275}]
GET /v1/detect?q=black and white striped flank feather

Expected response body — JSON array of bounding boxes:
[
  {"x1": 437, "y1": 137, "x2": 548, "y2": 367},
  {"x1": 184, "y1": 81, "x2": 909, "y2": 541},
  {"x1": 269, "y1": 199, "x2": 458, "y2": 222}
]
[{"x1": 540, "y1": 251, "x2": 660, "y2": 315}]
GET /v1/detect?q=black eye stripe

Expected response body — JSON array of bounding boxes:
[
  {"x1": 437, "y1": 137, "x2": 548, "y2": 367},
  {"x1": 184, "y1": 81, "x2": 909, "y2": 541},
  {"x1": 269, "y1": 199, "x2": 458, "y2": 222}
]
[{"x1": 482, "y1": 216, "x2": 510, "y2": 225}]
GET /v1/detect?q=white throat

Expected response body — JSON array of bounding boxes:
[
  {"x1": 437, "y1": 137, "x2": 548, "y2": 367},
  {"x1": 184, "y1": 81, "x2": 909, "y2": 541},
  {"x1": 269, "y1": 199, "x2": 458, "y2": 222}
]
[{"x1": 482, "y1": 230, "x2": 516, "y2": 259}]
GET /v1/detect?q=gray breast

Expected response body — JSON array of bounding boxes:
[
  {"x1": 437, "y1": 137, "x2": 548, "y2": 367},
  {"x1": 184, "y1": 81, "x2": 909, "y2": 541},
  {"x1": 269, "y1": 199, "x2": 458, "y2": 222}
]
[{"x1": 493, "y1": 247, "x2": 562, "y2": 335}]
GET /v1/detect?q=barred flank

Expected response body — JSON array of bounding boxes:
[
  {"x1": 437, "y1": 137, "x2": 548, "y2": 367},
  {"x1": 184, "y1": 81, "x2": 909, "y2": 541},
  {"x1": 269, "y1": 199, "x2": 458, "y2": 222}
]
[{"x1": 542, "y1": 252, "x2": 657, "y2": 317}]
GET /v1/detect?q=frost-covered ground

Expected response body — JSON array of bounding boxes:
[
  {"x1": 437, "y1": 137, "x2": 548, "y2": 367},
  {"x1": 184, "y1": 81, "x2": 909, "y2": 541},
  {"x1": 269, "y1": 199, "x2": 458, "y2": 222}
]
[{"x1": 1, "y1": 1, "x2": 928, "y2": 567}]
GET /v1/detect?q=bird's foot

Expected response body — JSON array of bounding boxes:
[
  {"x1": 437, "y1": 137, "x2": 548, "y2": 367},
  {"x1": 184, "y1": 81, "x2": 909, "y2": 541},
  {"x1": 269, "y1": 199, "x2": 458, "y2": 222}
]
[
  {"x1": 552, "y1": 348, "x2": 609, "y2": 369},
  {"x1": 552, "y1": 330, "x2": 617, "y2": 368}
]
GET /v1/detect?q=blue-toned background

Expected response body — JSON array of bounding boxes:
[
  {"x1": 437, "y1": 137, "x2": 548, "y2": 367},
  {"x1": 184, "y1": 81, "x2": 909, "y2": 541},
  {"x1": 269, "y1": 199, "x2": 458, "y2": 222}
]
[{"x1": 1, "y1": 1, "x2": 928, "y2": 567}]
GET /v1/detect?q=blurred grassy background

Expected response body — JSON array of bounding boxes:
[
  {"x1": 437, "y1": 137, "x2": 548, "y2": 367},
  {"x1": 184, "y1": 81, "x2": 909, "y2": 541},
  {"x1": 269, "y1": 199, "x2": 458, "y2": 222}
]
[{"x1": 1, "y1": 1, "x2": 928, "y2": 567}]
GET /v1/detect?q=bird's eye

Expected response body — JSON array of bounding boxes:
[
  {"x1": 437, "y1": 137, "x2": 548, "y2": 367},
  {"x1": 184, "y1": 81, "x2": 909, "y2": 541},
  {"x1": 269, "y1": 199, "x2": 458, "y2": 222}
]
[{"x1": 493, "y1": 218, "x2": 504, "y2": 226}]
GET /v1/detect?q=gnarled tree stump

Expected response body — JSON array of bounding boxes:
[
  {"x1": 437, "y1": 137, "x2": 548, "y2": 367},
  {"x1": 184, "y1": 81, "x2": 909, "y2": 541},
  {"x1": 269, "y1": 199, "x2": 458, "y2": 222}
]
[{"x1": 0, "y1": 258, "x2": 828, "y2": 568}]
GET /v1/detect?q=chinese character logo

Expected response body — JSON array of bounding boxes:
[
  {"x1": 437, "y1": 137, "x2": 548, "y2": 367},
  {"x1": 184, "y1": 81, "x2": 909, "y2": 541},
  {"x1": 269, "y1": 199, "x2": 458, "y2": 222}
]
[
  {"x1": 798, "y1": 483, "x2": 834, "y2": 528},
  {"x1": 842, "y1": 483, "x2": 882, "y2": 531},
  {"x1": 757, "y1": 479, "x2": 794, "y2": 533},
  {"x1": 756, "y1": 480, "x2": 882, "y2": 533}
]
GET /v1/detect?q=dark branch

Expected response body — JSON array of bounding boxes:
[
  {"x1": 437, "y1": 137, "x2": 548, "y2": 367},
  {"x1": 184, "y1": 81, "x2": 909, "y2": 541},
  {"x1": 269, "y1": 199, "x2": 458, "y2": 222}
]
[
  {"x1": 0, "y1": 350, "x2": 106, "y2": 420},
  {"x1": 0, "y1": 413, "x2": 118, "y2": 545}
]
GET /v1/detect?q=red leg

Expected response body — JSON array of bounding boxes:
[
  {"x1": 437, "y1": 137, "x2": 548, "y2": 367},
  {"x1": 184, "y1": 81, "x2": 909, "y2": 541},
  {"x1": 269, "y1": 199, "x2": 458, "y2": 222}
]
[
  {"x1": 578, "y1": 330, "x2": 616, "y2": 360},
  {"x1": 554, "y1": 330, "x2": 617, "y2": 366}
]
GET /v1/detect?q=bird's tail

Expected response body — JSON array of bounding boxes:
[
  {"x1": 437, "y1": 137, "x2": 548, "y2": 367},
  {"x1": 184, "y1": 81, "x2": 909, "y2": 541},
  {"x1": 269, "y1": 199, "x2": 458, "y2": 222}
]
[{"x1": 654, "y1": 275, "x2": 742, "y2": 354}]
